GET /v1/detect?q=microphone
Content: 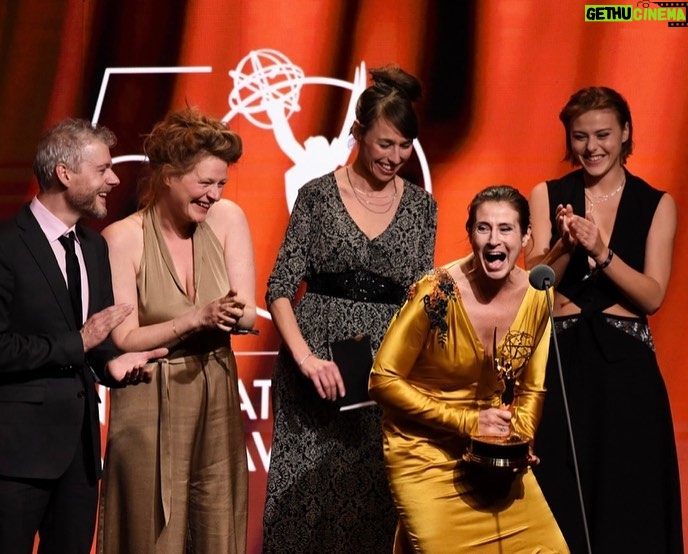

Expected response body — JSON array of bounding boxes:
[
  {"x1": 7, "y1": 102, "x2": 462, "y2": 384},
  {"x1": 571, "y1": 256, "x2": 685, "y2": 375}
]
[
  {"x1": 529, "y1": 264, "x2": 592, "y2": 554},
  {"x1": 528, "y1": 264, "x2": 555, "y2": 291}
]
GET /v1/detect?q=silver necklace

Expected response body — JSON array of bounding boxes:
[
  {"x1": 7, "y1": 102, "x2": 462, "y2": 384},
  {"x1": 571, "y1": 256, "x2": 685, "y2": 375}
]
[
  {"x1": 585, "y1": 174, "x2": 626, "y2": 215},
  {"x1": 346, "y1": 166, "x2": 397, "y2": 214}
]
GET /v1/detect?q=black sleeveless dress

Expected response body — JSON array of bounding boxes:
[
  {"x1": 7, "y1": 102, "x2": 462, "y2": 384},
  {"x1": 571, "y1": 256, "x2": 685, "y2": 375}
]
[{"x1": 533, "y1": 169, "x2": 683, "y2": 553}]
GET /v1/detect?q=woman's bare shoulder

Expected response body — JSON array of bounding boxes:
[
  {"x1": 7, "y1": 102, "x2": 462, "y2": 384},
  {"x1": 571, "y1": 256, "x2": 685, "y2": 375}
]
[
  {"x1": 206, "y1": 199, "x2": 249, "y2": 235},
  {"x1": 102, "y1": 212, "x2": 144, "y2": 250},
  {"x1": 208, "y1": 198, "x2": 245, "y2": 217},
  {"x1": 529, "y1": 181, "x2": 549, "y2": 200}
]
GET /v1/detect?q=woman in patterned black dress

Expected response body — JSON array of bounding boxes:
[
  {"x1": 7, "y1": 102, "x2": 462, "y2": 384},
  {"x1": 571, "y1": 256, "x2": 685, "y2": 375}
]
[{"x1": 262, "y1": 66, "x2": 437, "y2": 553}]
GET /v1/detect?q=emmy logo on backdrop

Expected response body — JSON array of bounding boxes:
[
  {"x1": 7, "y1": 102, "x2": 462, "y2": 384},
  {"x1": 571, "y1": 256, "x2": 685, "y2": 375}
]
[
  {"x1": 222, "y1": 49, "x2": 433, "y2": 213},
  {"x1": 463, "y1": 329, "x2": 534, "y2": 470}
]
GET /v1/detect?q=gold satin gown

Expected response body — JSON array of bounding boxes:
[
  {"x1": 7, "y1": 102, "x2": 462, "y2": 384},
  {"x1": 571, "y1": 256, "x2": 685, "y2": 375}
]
[{"x1": 369, "y1": 261, "x2": 568, "y2": 553}]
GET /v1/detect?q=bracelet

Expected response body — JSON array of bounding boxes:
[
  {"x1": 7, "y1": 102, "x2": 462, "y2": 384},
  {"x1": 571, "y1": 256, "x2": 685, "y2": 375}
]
[
  {"x1": 298, "y1": 353, "x2": 313, "y2": 367},
  {"x1": 172, "y1": 319, "x2": 183, "y2": 341},
  {"x1": 596, "y1": 248, "x2": 614, "y2": 270}
]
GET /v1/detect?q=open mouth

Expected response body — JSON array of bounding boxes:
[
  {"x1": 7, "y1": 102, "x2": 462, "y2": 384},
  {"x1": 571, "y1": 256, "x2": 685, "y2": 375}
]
[
  {"x1": 485, "y1": 252, "x2": 507, "y2": 263},
  {"x1": 484, "y1": 251, "x2": 508, "y2": 271}
]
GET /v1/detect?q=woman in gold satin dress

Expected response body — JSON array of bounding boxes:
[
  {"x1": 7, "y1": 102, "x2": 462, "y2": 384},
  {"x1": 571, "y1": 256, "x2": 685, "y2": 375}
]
[
  {"x1": 369, "y1": 185, "x2": 568, "y2": 553},
  {"x1": 97, "y1": 108, "x2": 256, "y2": 553}
]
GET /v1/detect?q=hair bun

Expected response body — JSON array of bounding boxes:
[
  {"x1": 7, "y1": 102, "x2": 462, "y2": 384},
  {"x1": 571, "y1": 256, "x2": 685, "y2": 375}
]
[{"x1": 370, "y1": 65, "x2": 422, "y2": 102}]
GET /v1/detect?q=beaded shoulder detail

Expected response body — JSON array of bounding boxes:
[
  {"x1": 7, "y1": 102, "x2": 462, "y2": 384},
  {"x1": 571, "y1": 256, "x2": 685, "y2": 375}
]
[{"x1": 408, "y1": 267, "x2": 459, "y2": 347}]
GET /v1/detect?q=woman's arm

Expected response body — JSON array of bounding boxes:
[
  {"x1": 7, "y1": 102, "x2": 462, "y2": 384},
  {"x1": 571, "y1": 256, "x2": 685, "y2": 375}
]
[
  {"x1": 208, "y1": 199, "x2": 257, "y2": 329},
  {"x1": 264, "y1": 183, "x2": 344, "y2": 400},
  {"x1": 268, "y1": 296, "x2": 344, "y2": 401},
  {"x1": 511, "y1": 295, "x2": 551, "y2": 444},
  {"x1": 526, "y1": 181, "x2": 573, "y2": 285},
  {"x1": 369, "y1": 277, "x2": 480, "y2": 437},
  {"x1": 264, "y1": 182, "x2": 313, "y2": 367},
  {"x1": 572, "y1": 193, "x2": 677, "y2": 315},
  {"x1": 101, "y1": 215, "x2": 177, "y2": 352},
  {"x1": 268, "y1": 296, "x2": 312, "y2": 371}
]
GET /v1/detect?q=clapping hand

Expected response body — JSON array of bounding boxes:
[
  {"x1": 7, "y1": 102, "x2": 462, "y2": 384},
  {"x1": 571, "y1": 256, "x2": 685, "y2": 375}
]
[
  {"x1": 568, "y1": 212, "x2": 605, "y2": 261},
  {"x1": 196, "y1": 289, "x2": 245, "y2": 332},
  {"x1": 555, "y1": 203, "x2": 577, "y2": 252},
  {"x1": 80, "y1": 304, "x2": 133, "y2": 352},
  {"x1": 107, "y1": 347, "x2": 169, "y2": 385}
]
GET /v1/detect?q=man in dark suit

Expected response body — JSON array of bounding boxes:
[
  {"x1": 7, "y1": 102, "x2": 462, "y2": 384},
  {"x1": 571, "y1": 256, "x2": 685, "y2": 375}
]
[{"x1": 0, "y1": 119, "x2": 167, "y2": 554}]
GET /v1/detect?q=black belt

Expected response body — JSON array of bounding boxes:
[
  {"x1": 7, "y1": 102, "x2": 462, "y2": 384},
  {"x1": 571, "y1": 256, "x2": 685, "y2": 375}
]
[{"x1": 306, "y1": 271, "x2": 406, "y2": 305}]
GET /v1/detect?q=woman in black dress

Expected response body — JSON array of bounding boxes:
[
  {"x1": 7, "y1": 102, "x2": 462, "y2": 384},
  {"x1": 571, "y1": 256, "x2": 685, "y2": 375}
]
[{"x1": 527, "y1": 86, "x2": 683, "y2": 553}]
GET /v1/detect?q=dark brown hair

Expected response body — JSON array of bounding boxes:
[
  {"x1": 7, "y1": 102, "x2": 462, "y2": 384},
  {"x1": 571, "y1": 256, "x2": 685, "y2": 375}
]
[
  {"x1": 559, "y1": 86, "x2": 633, "y2": 165},
  {"x1": 465, "y1": 185, "x2": 530, "y2": 235},
  {"x1": 353, "y1": 65, "x2": 422, "y2": 140}
]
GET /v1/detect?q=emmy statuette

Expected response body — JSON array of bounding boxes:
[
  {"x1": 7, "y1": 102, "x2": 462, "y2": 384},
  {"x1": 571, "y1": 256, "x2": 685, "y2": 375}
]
[{"x1": 463, "y1": 329, "x2": 532, "y2": 470}]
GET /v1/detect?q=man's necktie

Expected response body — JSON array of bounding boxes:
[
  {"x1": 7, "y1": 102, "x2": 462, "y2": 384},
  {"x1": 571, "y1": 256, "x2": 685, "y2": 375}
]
[{"x1": 58, "y1": 232, "x2": 83, "y2": 327}]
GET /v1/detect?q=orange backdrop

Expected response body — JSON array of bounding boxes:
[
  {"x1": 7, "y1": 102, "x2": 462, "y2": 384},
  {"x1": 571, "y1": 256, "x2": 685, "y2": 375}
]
[{"x1": 1, "y1": 1, "x2": 687, "y2": 552}]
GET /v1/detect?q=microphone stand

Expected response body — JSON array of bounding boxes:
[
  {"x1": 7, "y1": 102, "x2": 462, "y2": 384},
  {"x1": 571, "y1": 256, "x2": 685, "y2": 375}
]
[{"x1": 542, "y1": 277, "x2": 592, "y2": 554}]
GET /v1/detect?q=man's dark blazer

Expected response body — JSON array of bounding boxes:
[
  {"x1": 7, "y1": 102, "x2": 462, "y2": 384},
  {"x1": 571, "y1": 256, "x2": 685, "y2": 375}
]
[{"x1": 0, "y1": 203, "x2": 118, "y2": 481}]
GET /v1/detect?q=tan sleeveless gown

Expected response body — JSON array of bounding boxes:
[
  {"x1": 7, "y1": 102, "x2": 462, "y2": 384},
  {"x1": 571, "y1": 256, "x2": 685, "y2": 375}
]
[{"x1": 98, "y1": 209, "x2": 248, "y2": 553}]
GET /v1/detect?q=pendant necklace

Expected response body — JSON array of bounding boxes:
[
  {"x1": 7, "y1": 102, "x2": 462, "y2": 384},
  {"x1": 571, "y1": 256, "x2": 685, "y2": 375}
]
[
  {"x1": 346, "y1": 166, "x2": 397, "y2": 214},
  {"x1": 585, "y1": 174, "x2": 626, "y2": 216}
]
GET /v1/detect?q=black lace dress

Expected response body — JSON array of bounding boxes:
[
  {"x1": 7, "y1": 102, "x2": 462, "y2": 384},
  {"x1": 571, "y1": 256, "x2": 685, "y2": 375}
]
[{"x1": 262, "y1": 173, "x2": 437, "y2": 553}]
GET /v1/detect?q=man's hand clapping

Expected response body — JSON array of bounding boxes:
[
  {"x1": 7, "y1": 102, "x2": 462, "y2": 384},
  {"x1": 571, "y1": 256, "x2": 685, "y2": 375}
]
[
  {"x1": 80, "y1": 304, "x2": 133, "y2": 351},
  {"x1": 107, "y1": 347, "x2": 169, "y2": 385}
]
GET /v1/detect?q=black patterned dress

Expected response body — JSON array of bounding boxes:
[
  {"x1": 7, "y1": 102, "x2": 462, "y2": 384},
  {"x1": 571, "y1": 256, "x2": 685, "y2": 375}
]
[{"x1": 262, "y1": 173, "x2": 437, "y2": 553}]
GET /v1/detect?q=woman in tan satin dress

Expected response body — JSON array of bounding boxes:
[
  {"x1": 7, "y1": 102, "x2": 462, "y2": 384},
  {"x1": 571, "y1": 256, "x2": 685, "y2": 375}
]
[
  {"x1": 369, "y1": 185, "x2": 568, "y2": 553},
  {"x1": 97, "y1": 108, "x2": 256, "y2": 553}
]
